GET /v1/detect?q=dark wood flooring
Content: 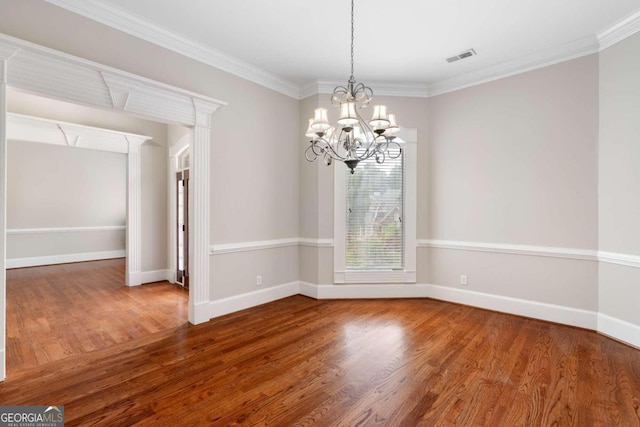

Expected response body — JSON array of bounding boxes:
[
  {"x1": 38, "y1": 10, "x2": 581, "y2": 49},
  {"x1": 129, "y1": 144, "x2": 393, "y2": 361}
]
[
  {"x1": 6, "y1": 259, "x2": 188, "y2": 373},
  {"x1": 1, "y1": 294, "x2": 639, "y2": 426}
]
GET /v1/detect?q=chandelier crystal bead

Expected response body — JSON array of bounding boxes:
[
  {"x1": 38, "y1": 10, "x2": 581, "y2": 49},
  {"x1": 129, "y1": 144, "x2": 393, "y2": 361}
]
[{"x1": 304, "y1": 0, "x2": 402, "y2": 174}]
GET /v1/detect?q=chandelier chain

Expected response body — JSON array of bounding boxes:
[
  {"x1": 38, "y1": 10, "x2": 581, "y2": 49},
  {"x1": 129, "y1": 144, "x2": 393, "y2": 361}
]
[{"x1": 350, "y1": 0, "x2": 355, "y2": 81}]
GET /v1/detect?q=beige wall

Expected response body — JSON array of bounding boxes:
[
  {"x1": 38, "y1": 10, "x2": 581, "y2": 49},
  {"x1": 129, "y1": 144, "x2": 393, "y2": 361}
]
[
  {"x1": 7, "y1": 140, "x2": 126, "y2": 259},
  {"x1": 423, "y1": 54, "x2": 600, "y2": 310},
  {"x1": 0, "y1": 0, "x2": 301, "y2": 298},
  {"x1": 1, "y1": 0, "x2": 638, "y2": 337},
  {"x1": 427, "y1": 55, "x2": 599, "y2": 249},
  {"x1": 598, "y1": 31, "x2": 640, "y2": 325},
  {"x1": 7, "y1": 140, "x2": 125, "y2": 229},
  {"x1": 6, "y1": 90, "x2": 169, "y2": 272},
  {"x1": 300, "y1": 57, "x2": 600, "y2": 310}
]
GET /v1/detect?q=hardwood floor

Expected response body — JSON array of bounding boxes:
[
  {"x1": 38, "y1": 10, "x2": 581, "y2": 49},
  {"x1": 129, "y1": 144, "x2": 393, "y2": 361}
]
[
  {"x1": 1, "y1": 295, "x2": 638, "y2": 426},
  {"x1": 6, "y1": 259, "x2": 188, "y2": 373}
]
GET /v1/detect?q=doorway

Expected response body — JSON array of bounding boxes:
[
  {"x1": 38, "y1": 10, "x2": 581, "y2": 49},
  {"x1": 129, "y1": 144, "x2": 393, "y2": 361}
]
[
  {"x1": 0, "y1": 35, "x2": 227, "y2": 381},
  {"x1": 176, "y1": 168, "x2": 190, "y2": 289}
]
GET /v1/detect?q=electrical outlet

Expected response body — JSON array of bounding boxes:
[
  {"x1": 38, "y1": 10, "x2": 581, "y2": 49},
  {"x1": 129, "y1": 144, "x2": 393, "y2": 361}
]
[
  {"x1": 460, "y1": 275, "x2": 468, "y2": 286},
  {"x1": 256, "y1": 275, "x2": 262, "y2": 286}
]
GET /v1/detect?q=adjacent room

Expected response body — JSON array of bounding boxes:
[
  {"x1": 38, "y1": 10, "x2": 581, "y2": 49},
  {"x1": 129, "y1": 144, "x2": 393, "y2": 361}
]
[
  {"x1": 4, "y1": 90, "x2": 189, "y2": 373},
  {"x1": 0, "y1": 0, "x2": 638, "y2": 425}
]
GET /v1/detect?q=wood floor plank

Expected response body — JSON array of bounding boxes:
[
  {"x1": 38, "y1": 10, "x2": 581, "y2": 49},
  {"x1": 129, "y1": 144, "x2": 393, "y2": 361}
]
[
  {"x1": 5, "y1": 259, "x2": 188, "y2": 374},
  {"x1": 1, "y1": 292, "x2": 639, "y2": 426}
]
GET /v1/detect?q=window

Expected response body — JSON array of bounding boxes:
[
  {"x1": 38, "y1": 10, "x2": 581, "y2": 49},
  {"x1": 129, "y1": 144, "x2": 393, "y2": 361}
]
[
  {"x1": 334, "y1": 129, "x2": 417, "y2": 283},
  {"x1": 346, "y1": 153, "x2": 403, "y2": 270}
]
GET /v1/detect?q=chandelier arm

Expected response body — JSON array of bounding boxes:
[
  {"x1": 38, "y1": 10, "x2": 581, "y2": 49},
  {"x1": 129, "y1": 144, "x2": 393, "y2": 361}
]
[
  {"x1": 316, "y1": 136, "x2": 348, "y2": 161},
  {"x1": 351, "y1": 107, "x2": 379, "y2": 160},
  {"x1": 305, "y1": 144, "x2": 319, "y2": 162},
  {"x1": 311, "y1": 140, "x2": 326, "y2": 157},
  {"x1": 323, "y1": 151, "x2": 333, "y2": 166},
  {"x1": 332, "y1": 85, "x2": 350, "y2": 107},
  {"x1": 387, "y1": 140, "x2": 403, "y2": 159}
]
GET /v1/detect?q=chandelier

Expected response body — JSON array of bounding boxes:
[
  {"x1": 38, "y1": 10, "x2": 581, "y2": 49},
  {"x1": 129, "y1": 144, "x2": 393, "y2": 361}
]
[{"x1": 304, "y1": 0, "x2": 402, "y2": 174}]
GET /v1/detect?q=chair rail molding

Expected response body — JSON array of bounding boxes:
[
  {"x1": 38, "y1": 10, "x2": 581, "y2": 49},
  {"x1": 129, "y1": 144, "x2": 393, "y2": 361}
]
[
  {"x1": 598, "y1": 251, "x2": 640, "y2": 269},
  {"x1": 418, "y1": 239, "x2": 598, "y2": 262},
  {"x1": 0, "y1": 33, "x2": 228, "y2": 381},
  {"x1": 6, "y1": 226, "x2": 126, "y2": 235},
  {"x1": 210, "y1": 238, "x2": 334, "y2": 255}
]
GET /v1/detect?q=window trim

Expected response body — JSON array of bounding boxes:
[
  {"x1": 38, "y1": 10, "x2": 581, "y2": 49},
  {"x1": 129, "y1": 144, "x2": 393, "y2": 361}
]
[{"x1": 334, "y1": 128, "x2": 417, "y2": 284}]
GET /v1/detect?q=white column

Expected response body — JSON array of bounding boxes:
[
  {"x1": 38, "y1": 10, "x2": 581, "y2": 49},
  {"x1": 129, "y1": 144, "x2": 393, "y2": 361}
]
[
  {"x1": 125, "y1": 138, "x2": 144, "y2": 286},
  {"x1": 0, "y1": 47, "x2": 17, "y2": 381},
  {"x1": 189, "y1": 99, "x2": 221, "y2": 324}
]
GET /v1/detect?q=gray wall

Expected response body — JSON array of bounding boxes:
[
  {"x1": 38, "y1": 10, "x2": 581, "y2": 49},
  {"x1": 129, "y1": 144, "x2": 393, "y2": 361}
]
[{"x1": 598, "y1": 31, "x2": 640, "y2": 326}]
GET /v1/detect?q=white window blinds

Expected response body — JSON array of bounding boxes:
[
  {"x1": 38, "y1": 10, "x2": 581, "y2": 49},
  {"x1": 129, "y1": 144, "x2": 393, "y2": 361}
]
[{"x1": 346, "y1": 153, "x2": 404, "y2": 270}]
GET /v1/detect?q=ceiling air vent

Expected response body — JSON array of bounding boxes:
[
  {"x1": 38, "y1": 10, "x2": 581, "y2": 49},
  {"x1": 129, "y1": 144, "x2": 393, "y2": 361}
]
[{"x1": 446, "y1": 49, "x2": 477, "y2": 63}]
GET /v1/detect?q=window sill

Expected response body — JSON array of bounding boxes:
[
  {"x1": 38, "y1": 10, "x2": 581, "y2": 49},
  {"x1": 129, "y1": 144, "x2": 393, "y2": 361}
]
[{"x1": 334, "y1": 270, "x2": 417, "y2": 284}]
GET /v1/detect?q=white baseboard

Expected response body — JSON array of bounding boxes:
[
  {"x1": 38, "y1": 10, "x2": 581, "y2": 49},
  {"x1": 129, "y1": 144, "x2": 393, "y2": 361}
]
[
  {"x1": 191, "y1": 301, "x2": 211, "y2": 325},
  {"x1": 422, "y1": 284, "x2": 598, "y2": 330},
  {"x1": 6, "y1": 250, "x2": 125, "y2": 269},
  {"x1": 203, "y1": 281, "x2": 638, "y2": 350},
  {"x1": 298, "y1": 281, "x2": 319, "y2": 298},
  {"x1": 139, "y1": 269, "x2": 171, "y2": 284},
  {"x1": 209, "y1": 282, "x2": 299, "y2": 319},
  {"x1": 597, "y1": 313, "x2": 640, "y2": 349},
  {"x1": 299, "y1": 282, "x2": 596, "y2": 329}
]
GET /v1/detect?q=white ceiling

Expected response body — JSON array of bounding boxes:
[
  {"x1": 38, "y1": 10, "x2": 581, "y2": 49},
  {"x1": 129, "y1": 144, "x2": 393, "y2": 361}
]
[{"x1": 49, "y1": 0, "x2": 640, "y2": 95}]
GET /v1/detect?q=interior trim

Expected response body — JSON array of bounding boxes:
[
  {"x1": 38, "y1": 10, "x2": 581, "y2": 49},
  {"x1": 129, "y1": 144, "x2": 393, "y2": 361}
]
[
  {"x1": 298, "y1": 238, "x2": 334, "y2": 248},
  {"x1": 211, "y1": 238, "x2": 640, "y2": 271},
  {"x1": 597, "y1": 8, "x2": 640, "y2": 51},
  {"x1": 211, "y1": 238, "x2": 300, "y2": 255},
  {"x1": 212, "y1": 281, "x2": 637, "y2": 349},
  {"x1": 598, "y1": 251, "x2": 640, "y2": 269},
  {"x1": 597, "y1": 313, "x2": 640, "y2": 349},
  {"x1": 6, "y1": 249, "x2": 125, "y2": 269},
  {"x1": 44, "y1": 0, "x2": 300, "y2": 99},
  {"x1": 7, "y1": 226, "x2": 126, "y2": 235},
  {"x1": 418, "y1": 239, "x2": 598, "y2": 261},
  {"x1": 428, "y1": 36, "x2": 599, "y2": 96},
  {"x1": 211, "y1": 238, "x2": 333, "y2": 254},
  {"x1": 7, "y1": 113, "x2": 151, "y2": 154},
  {"x1": 43, "y1": 1, "x2": 640, "y2": 99}
]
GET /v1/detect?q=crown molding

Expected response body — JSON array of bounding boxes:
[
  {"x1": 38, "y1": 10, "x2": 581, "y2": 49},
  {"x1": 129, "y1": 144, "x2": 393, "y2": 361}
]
[
  {"x1": 44, "y1": 0, "x2": 300, "y2": 99},
  {"x1": 597, "y1": 8, "x2": 640, "y2": 51},
  {"x1": 42, "y1": 1, "x2": 640, "y2": 99},
  {"x1": 429, "y1": 35, "x2": 599, "y2": 97},
  {"x1": 301, "y1": 35, "x2": 600, "y2": 99},
  {"x1": 300, "y1": 80, "x2": 430, "y2": 99}
]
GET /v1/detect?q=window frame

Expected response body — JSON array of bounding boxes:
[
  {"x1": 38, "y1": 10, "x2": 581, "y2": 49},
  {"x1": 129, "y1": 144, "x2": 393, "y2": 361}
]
[{"x1": 334, "y1": 128, "x2": 417, "y2": 284}]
